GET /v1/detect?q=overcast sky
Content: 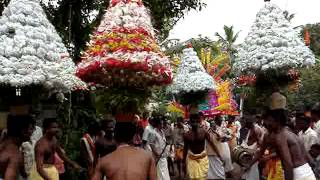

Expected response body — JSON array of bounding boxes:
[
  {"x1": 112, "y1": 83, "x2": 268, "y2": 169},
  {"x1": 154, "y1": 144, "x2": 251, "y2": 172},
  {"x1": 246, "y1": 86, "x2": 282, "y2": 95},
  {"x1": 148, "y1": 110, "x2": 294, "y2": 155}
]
[{"x1": 169, "y1": 0, "x2": 320, "y2": 43}]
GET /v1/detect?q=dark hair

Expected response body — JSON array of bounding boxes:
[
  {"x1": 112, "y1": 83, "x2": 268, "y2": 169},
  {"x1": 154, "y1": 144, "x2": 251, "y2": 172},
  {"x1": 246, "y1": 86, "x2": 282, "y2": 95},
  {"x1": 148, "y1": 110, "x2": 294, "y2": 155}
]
[
  {"x1": 266, "y1": 109, "x2": 288, "y2": 126},
  {"x1": 311, "y1": 144, "x2": 320, "y2": 150},
  {"x1": 7, "y1": 115, "x2": 34, "y2": 138},
  {"x1": 296, "y1": 113, "x2": 312, "y2": 125},
  {"x1": 43, "y1": 118, "x2": 58, "y2": 130},
  {"x1": 150, "y1": 115, "x2": 162, "y2": 126},
  {"x1": 114, "y1": 122, "x2": 136, "y2": 143},
  {"x1": 311, "y1": 103, "x2": 320, "y2": 116},
  {"x1": 177, "y1": 117, "x2": 183, "y2": 123},
  {"x1": 190, "y1": 114, "x2": 200, "y2": 121},
  {"x1": 88, "y1": 121, "x2": 100, "y2": 135}
]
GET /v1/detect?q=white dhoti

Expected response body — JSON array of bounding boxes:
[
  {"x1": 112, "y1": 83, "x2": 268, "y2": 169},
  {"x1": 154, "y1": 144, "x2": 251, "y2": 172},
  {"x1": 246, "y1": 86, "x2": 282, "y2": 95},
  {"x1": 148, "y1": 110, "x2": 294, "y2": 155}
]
[
  {"x1": 157, "y1": 157, "x2": 170, "y2": 180},
  {"x1": 221, "y1": 142, "x2": 234, "y2": 172},
  {"x1": 242, "y1": 162, "x2": 259, "y2": 180},
  {"x1": 207, "y1": 155, "x2": 225, "y2": 180},
  {"x1": 293, "y1": 163, "x2": 316, "y2": 180}
]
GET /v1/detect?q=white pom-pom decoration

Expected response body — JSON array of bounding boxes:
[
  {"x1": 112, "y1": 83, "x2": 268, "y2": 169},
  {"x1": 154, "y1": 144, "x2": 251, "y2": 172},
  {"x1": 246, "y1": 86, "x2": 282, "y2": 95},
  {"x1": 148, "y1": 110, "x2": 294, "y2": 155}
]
[{"x1": 233, "y1": 2, "x2": 315, "y2": 73}]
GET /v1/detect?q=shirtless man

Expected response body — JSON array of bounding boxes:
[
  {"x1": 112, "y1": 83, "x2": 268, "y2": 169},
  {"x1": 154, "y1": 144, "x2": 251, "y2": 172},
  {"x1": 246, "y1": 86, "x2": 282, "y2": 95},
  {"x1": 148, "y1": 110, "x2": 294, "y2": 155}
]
[
  {"x1": 95, "y1": 120, "x2": 117, "y2": 159},
  {"x1": 31, "y1": 118, "x2": 81, "y2": 180},
  {"x1": 183, "y1": 113, "x2": 217, "y2": 179},
  {"x1": 0, "y1": 115, "x2": 34, "y2": 180},
  {"x1": 92, "y1": 122, "x2": 156, "y2": 180},
  {"x1": 251, "y1": 109, "x2": 316, "y2": 180}
]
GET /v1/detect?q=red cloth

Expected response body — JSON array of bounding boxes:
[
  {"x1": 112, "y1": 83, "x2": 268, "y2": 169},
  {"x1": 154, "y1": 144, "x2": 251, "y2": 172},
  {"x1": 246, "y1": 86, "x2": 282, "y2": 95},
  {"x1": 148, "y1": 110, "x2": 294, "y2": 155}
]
[{"x1": 139, "y1": 119, "x2": 149, "y2": 129}]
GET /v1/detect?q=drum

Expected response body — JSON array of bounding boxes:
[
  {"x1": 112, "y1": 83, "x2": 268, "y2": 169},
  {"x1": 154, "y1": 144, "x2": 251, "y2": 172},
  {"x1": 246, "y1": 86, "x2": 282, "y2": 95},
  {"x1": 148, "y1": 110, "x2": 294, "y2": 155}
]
[{"x1": 232, "y1": 146, "x2": 255, "y2": 167}]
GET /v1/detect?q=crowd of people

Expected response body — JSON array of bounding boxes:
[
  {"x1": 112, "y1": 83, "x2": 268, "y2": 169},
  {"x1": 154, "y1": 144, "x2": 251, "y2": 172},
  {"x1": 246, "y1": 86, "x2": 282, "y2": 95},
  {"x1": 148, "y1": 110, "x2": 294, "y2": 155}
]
[{"x1": 1, "y1": 104, "x2": 320, "y2": 180}]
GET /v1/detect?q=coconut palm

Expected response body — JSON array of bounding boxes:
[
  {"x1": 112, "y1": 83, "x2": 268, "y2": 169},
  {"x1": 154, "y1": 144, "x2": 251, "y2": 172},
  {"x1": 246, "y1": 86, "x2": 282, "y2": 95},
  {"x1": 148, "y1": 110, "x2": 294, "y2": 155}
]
[{"x1": 215, "y1": 25, "x2": 240, "y2": 60}]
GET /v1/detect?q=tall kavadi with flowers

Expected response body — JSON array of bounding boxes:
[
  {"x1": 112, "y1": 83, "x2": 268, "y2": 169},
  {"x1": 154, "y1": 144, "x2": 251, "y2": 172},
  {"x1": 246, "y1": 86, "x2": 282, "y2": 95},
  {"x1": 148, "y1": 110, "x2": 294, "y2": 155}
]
[
  {"x1": 170, "y1": 46, "x2": 216, "y2": 114},
  {"x1": 77, "y1": 0, "x2": 172, "y2": 119},
  {"x1": 234, "y1": 1, "x2": 315, "y2": 90}
]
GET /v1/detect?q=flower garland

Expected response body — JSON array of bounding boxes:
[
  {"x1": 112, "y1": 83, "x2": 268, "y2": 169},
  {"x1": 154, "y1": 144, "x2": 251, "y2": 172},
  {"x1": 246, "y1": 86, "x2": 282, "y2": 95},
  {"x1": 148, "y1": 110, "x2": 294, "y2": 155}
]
[{"x1": 77, "y1": 0, "x2": 172, "y2": 88}]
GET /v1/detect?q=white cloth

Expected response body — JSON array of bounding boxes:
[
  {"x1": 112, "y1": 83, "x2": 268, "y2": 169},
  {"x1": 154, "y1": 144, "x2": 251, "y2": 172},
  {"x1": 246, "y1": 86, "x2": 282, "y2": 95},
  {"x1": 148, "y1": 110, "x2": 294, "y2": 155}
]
[
  {"x1": 150, "y1": 129, "x2": 168, "y2": 158},
  {"x1": 157, "y1": 158, "x2": 170, "y2": 180},
  {"x1": 207, "y1": 155, "x2": 225, "y2": 179},
  {"x1": 299, "y1": 128, "x2": 319, "y2": 151},
  {"x1": 220, "y1": 142, "x2": 233, "y2": 172},
  {"x1": 313, "y1": 120, "x2": 320, "y2": 138},
  {"x1": 20, "y1": 140, "x2": 36, "y2": 176},
  {"x1": 31, "y1": 126, "x2": 42, "y2": 142},
  {"x1": 294, "y1": 163, "x2": 316, "y2": 180},
  {"x1": 142, "y1": 125, "x2": 156, "y2": 152},
  {"x1": 241, "y1": 129, "x2": 259, "y2": 180}
]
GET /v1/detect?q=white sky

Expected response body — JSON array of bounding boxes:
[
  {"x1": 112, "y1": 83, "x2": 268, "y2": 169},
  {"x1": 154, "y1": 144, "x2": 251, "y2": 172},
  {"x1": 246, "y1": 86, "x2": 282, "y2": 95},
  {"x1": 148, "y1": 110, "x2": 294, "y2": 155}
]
[{"x1": 169, "y1": 0, "x2": 320, "y2": 43}]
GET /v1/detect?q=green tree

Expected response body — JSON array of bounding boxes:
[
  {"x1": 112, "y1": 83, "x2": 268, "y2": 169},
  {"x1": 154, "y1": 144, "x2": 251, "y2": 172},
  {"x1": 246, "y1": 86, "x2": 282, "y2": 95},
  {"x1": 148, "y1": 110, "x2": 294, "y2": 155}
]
[{"x1": 215, "y1": 25, "x2": 240, "y2": 56}]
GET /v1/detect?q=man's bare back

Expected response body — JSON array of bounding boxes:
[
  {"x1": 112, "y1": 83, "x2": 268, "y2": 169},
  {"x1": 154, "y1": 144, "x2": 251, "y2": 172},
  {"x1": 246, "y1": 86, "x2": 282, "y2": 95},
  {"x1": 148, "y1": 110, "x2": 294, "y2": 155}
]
[
  {"x1": 93, "y1": 146, "x2": 156, "y2": 180},
  {"x1": 184, "y1": 128, "x2": 207, "y2": 154}
]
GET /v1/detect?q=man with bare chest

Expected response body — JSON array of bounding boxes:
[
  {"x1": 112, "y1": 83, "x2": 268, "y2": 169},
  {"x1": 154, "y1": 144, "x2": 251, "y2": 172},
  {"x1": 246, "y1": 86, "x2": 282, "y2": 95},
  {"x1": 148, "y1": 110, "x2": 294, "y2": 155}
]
[
  {"x1": 252, "y1": 109, "x2": 316, "y2": 180},
  {"x1": 92, "y1": 122, "x2": 156, "y2": 180},
  {"x1": 30, "y1": 118, "x2": 80, "y2": 180},
  {"x1": 0, "y1": 115, "x2": 34, "y2": 180},
  {"x1": 241, "y1": 115, "x2": 265, "y2": 180},
  {"x1": 183, "y1": 113, "x2": 211, "y2": 180}
]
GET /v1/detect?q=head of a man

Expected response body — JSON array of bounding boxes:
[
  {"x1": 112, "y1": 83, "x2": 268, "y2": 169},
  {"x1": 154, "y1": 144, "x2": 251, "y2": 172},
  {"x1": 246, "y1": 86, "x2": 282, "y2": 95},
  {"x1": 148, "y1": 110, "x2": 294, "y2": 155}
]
[
  {"x1": 101, "y1": 120, "x2": 115, "y2": 138},
  {"x1": 43, "y1": 118, "x2": 60, "y2": 137},
  {"x1": 114, "y1": 122, "x2": 136, "y2": 144},
  {"x1": 190, "y1": 114, "x2": 200, "y2": 129},
  {"x1": 295, "y1": 113, "x2": 312, "y2": 133},
  {"x1": 311, "y1": 103, "x2": 320, "y2": 122},
  {"x1": 88, "y1": 121, "x2": 100, "y2": 137},
  {"x1": 7, "y1": 115, "x2": 35, "y2": 143},
  {"x1": 264, "y1": 109, "x2": 287, "y2": 132},
  {"x1": 242, "y1": 115, "x2": 257, "y2": 129},
  {"x1": 177, "y1": 117, "x2": 184, "y2": 127}
]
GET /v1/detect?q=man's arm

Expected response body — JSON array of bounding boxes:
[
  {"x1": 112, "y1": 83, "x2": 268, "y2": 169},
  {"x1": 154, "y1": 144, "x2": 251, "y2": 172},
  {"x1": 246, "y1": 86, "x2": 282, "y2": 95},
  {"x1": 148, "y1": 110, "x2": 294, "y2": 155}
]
[
  {"x1": 206, "y1": 132, "x2": 223, "y2": 160},
  {"x1": 148, "y1": 154, "x2": 157, "y2": 180},
  {"x1": 249, "y1": 134, "x2": 268, "y2": 167},
  {"x1": 254, "y1": 126, "x2": 264, "y2": 146},
  {"x1": 91, "y1": 161, "x2": 103, "y2": 180},
  {"x1": 56, "y1": 145, "x2": 81, "y2": 170},
  {"x1": 275, "y1": 136, "x2": 293, "y2": 180},
  {"x1": 35, "y1": 144, "x2": 51, "y2": 180}
]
